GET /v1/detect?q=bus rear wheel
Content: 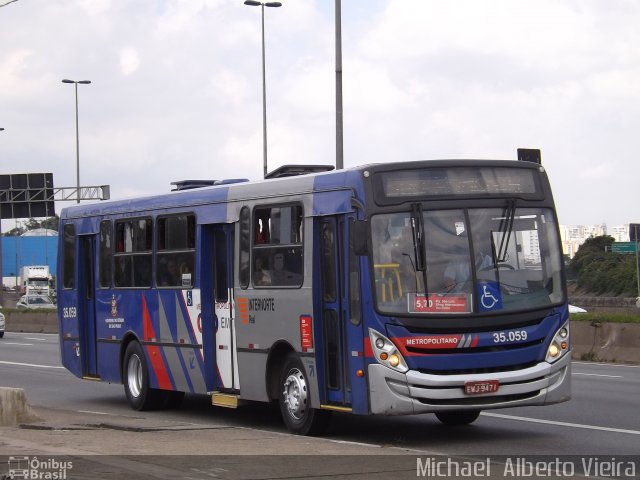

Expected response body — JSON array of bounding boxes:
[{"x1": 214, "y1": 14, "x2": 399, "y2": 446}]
[
  {"x1": 435, "y1": 410, "x2": 481, "y2": 426},
  {"x1": 278, "y1": 353, "x2": 330, "y2": 435},
  {"x1": 123, "y1": 341, "x2": 163, "y2": 411}
]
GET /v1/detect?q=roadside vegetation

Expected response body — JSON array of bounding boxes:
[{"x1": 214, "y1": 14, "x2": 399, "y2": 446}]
[
  {"x1": 570, "y1": 312, "x2": 640, "y2": 324},
  {"x1": 567, "y1": 235, "x2": 638, "y2": 296}
]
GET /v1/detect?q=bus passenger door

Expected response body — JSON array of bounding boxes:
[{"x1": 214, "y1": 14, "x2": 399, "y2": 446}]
[
  {"x1": 212, "y1": 226, "x2": 240, "y2": 391},
  {"x1": 318, "y1": 216, "x2": 361, "y2": 407},
  {"x1": 78, "y1": 235, "x2": 98, "y2": 377}
]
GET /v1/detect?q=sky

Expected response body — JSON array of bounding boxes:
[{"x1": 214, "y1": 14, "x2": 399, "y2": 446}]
[{"x1": 1, "y1": 0, "x2": 639, "y2": 230}]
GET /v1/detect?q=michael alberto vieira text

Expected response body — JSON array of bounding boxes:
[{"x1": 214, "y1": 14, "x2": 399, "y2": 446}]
[{"x1": 416, "y1": 457, "x2": 637, "y2": 477}]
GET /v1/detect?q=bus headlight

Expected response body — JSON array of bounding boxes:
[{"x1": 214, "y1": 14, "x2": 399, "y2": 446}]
[
  {"x1": 546, "y1": 323, "x2": 570, "y2": 363},
  {"x1": 369, "y1": 329, "x2": 408, "y2": 374}
]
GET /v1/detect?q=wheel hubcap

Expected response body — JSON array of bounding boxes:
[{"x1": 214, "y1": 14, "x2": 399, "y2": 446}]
[
  {"x1": 282, "y1": 368, "x2": 308, "y2": 420},
  {"x1": 127, "y1": 353, "x2": 143, "y2": 398}
]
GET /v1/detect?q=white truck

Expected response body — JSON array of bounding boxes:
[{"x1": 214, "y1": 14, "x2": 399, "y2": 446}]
[{"x1": 19, "y1": 265, "x2": 51, "y2": 296}]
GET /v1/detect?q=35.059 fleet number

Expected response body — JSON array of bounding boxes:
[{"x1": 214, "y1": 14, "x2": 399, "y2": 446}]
[{"x1": 493, "y1": 330, "x2": 527, "y2": 343}]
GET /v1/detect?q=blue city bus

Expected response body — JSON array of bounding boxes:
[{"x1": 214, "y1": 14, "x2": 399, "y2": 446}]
[{"x1": 57, "y1": 153, "x2": 570, "y2": 435}]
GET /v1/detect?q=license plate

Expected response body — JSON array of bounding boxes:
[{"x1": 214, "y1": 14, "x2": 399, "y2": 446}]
[{"x1": 464, "y1": 380, "x2": 500, "y2": 395}]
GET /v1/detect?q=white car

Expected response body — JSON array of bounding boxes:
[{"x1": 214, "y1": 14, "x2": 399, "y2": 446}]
[
  {"x1": 568, "y1": 304, "x2": 587, "y2": 314},
  {"x1": 16, "y1": 295, "x2": 56, "y2": 310},
  {"x1": 0, "y1": 310, "x2": 5, "y2": 338}
]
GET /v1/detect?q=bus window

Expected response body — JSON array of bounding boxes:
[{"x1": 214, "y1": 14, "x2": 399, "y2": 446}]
[
  {"x1": 252, "y1": 205, "x2": 303, "y2": 287},
  {"x1": 239, "y1": 207, "x2": 251, "y2": 289},
  {"x1": 114, "y1": 218, "x2": 152, "y2": 288},
  {"x1": 213, "y1": 230, "x2": 228, "y2": 302},
  {"x1": 99, "y1": 220, "x2": 112, "y2": 288},
  {"x1": 156, "y1": 214, "x2": 195, "y2": 288},
  {"x1": 62, "y1": 224, "x2": 76, "y2": 289}
]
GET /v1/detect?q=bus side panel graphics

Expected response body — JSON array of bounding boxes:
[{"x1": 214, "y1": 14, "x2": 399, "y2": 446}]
[
  {"x1": 142, "y1": 294, "x2": 173, "y2": 390},
  {"x1": 156, "y1": 290, "x2": 207, "y2": 394},
  {"x1": 59, "y1": 294, "x2": 82, "y2": 378},
  {"x1": 214, "y1": 298, "x2": 235, "y2": 390},
  {"x1": 94, "y1": 290, "x2": 142, "y2": 381},
  {"x1": 138, "y1": 293, "x2": 208, "y2": 393},
  {"x1": 61, "y1": 338, "x2": 82, "y2": 378}
]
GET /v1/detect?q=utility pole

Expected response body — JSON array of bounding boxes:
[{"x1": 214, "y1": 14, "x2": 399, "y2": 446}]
[{"x1": 335, "y1": 0, "x2": 344, "y2": 170}]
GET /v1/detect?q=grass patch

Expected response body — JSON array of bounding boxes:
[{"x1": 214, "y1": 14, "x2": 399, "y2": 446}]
[
  {"x1": 570, "y1": 312, "x2": 640, "y2": 324},
  {"x1": 1, "y1": 307, "x2": 57, "y2": 314}
]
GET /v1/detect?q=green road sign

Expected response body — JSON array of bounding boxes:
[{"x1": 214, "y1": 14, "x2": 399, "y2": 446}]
[{"x1": 611, "y1": 242, "x2": 638, "y2": 254}]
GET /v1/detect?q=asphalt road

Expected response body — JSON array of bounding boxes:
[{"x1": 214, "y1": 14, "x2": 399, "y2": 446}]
[{"x1": 1, "y1": 331, "x2": 639, "y2": 459}]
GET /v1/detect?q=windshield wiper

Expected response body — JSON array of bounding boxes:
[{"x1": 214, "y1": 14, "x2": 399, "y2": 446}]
[
  {"x1": 496, "y1": 199, "x2": 516, "y2": 262},
  {"x1": 410, "y1": 203, "x2": 429, "y2": 297}
]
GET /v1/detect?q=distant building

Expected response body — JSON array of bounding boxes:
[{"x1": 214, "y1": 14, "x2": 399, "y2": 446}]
[
  {"x1": 1, "y1": 230, "x2": 58, "y2": 287},
  {"x1": 609, "y1": 225, "x2": 630, "y2": 243},
  {"x1": 560, "y1": 223, "x2": 631, "y2": 258}
]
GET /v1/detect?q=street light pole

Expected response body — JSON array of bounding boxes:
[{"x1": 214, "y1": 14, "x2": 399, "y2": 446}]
[
  {"x1": 335, "y1": 0, "x2": 344, "y2": 170},
  {"x1": 635, "y1": 224, "x2": 640, "y2": 308},
  {"x1": 244, "y1": 0, "x2": 282, "y2": 178},
  {"x1": 62, "y1": 79, "x2": 91, "y2": 203}
]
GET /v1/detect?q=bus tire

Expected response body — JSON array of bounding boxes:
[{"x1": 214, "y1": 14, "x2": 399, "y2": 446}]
[
  {"x1": 123, "y1": 341, "x2": 162, "y2": 411},
  {"x1": 435, "y1": 410, "x2": 481, "y2": 426},
  {"x1": 278, "y1": 353, "x2": 330, "y2": 436}
]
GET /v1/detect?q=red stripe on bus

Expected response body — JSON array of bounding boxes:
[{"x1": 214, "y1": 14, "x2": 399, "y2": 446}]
[{"x1": 142, "y1": 295, "x2": 173, "y2": 390}]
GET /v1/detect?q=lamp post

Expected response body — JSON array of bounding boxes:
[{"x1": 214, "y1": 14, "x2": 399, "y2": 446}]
[
  {"x1": 62, "y1": 79, "x2": 91, "y2": 203},
  {"x1": 335, "y1": 0, "x2": 343, "y2": 170},
  {"x1": 244, "y1": 0, "x2": 282, "y2": 178}
]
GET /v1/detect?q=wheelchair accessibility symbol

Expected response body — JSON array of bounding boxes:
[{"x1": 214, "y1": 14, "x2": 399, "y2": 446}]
[{"x1": 478, "y1": 282, "x2": 502, "y2": 312}]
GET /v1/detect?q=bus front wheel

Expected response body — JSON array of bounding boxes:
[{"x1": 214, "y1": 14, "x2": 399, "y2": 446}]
[
  {"x1": 278, "y1": 353, "x2": 330, "y2": 435},
  {"x1": 435, "y1": 410, "x2": 481, "y2": 426},
  {"x1": 123, "y1": 341, "x2": 163, "y2": 410}
]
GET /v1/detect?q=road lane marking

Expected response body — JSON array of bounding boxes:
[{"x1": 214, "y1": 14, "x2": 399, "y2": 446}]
[
  {"x1": 78, "y1": 410, "x2": 115, "y2": 416},
  {"x1": 24, "y1": 337, "x2": 48, "y2": 341},
  {"x1": 573, "y1": 361, "x2": 640, "y2": 369},
  {"x1": 572, "y1": 372, "x2": 623, "y2": 378},
  {"x1": 2, "y1": 342, "x2": 34, "y2": 346},
  {"x1": 0, "y1": 360, "x2": 64, "y2": 369},
  {"x1": 482, "y1": 412, "x2": 640, "y2": 435}
]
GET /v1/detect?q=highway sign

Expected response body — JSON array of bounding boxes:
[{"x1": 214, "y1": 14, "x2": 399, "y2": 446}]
[{"x1": 611, "y1": 242, "x2": 637, "y2": 254}]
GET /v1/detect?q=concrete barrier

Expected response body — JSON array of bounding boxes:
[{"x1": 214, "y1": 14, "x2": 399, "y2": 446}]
[
  {"x1": 3, "y1": 310, "x2": 58, "y2": 334},
  {"x1": 0, "y1": 387, "x2": 40, "y2": 426},
  {"x1": 571, "y1": 320, "x2": 640, "y2": 364},
  {"x1": 570, "y1": 295, "x2": 640, "y2": 313}
]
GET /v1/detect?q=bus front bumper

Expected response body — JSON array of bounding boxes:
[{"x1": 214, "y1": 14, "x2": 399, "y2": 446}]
[{"x1": 368, "y1": 352, "x2": 571, "y2": 415}]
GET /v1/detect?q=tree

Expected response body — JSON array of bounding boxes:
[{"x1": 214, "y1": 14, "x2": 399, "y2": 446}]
[
  {"x1": 2, "y1": 215, "x2": 59, "y2": 236},
  {"x1": 569, "y1": 235, "x2": 637, "y2": 296}
]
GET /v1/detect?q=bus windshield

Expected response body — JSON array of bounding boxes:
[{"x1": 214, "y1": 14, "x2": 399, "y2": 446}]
[{"x1": 371, "y1": 207, "x2": 564, "y2": 316}]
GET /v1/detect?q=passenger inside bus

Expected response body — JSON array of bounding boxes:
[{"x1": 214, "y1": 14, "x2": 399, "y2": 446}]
[
  {"x1": 442, "y1": 244, "x2": 492, "y2": 292},
  {"x1": 253, "y1": 254, "x2": 271, "y2": 286},
  {"x1": 158, "y1": 259, "x2": 181, "y2": 287},
  {"x1": 269, "y1": 252, "x2": 302, "y2": 286}
]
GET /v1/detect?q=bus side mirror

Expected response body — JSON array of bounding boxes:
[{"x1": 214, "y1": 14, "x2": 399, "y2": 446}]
[{"x1": 350, "y1": 220, "x2": 369, "y2": 256}]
